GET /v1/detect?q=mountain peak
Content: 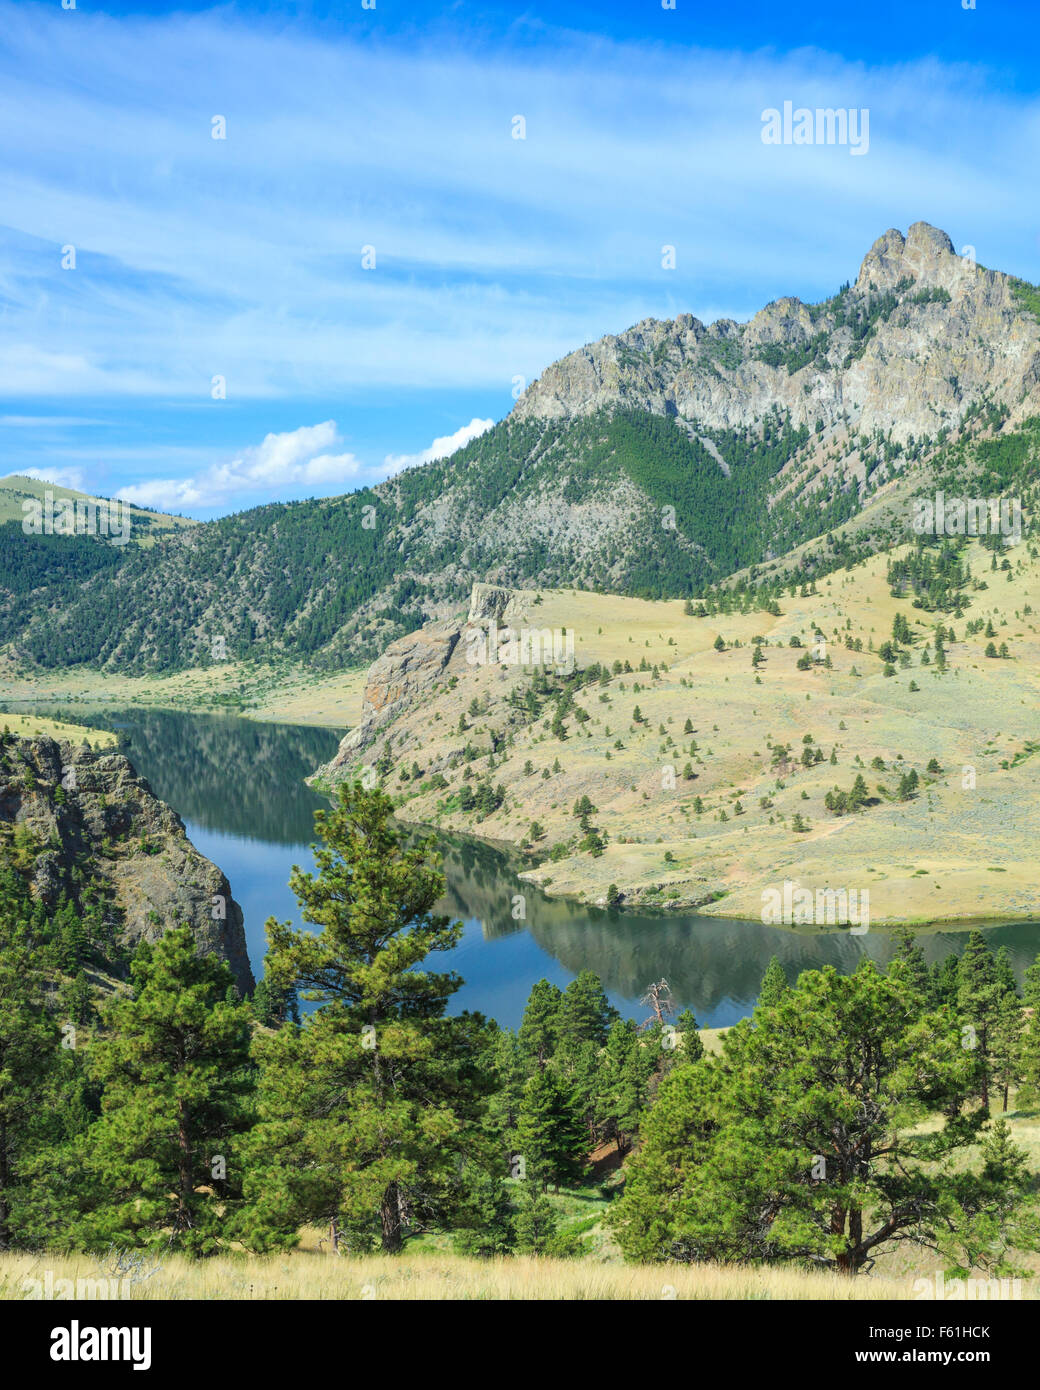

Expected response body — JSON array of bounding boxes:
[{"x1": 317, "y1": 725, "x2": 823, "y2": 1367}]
[{"x1": 855, "y1": 221, "x2": 958, "y2": 292}]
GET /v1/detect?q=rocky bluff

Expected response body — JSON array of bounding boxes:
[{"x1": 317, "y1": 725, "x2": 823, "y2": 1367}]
[{"x1": 0, "y1": 735, "x2": 254, "y2": 994}]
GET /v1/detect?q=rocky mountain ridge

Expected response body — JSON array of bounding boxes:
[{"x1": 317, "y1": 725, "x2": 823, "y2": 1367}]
[
  {"x1": 3, "y1": 223, "x2": 1038, "y2": 674},
  {"x1": 513, "y1": 223, "x2": 1040, "y2": 442}
]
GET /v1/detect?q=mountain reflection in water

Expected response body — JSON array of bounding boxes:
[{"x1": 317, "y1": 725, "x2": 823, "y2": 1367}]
[{"x1": 13, "y1": 703, "x2": 1039, "y2": 1030}]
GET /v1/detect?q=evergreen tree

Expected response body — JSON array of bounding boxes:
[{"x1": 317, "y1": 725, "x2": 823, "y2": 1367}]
[
  {"x1": 512, "y1": 1181, "x2": 559, "y2": 1253},
  {"x1": 957, "y1": 932, "x2": 1003, "y2": 1108},
  {"x1": 674, "y1": 1008, "x2": 704, "y2": 1063},
  {"x1": 991, "y1": 992, "x2": 1024, "y2": 1114},
  {"x1": 757, "y1": 956, "x2": 788, "y2": 1008},
  {"x1": 1018, "y1": 953, "x2": 1040, "y2": 1103},
  {"x1": 518, "y1": 979, "x2": 563, "y2": 1070},
  {"x1": 486, "y1": 1026, "x2": 527, "y2": 1146},
  {"x1": 556, "y1": 970, "x2": 618, "y2": 1049},
  {"x1": 995, "y1": 946, "x2": 1018, "y2": 998},
  {"x1": 0, "y1": 919, "x2": 69, "y2": 1250},
  {"x1": 612, "y1": 959, "x2": 1011, "y2": 1274},
  {"x1": 930, "y1": 952, "x2": 961, "y2": 1009},
  {"x1": 514, "y1": 1068, "x2": 588, "y2": 1190},
  {"x1": 241, "y1": 783, "x2": 494, "y2": 1254},
  {"x1": 80, "y1": 928, "x2": 252, "y2": 1255},
  {"x1": 889, "y1": 927, "x2": 929, "y2": 1009},
  {"x1": 451, "y1": 1162, "x2": 515, "y2": 1258}
]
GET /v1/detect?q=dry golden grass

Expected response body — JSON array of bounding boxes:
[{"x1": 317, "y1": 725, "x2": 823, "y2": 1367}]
[
  {"x1": 0, "y1": 712, "x2": 116, "y2": 746},
  {"x1": 0, "y1": 661, "x2": 368, "y2": 730},
  {"x1": 376, "y1": 539, "x2": 1040, "y2": 925},
  {"x1": 0, "y1": 1246, "x2": 947, "y2": 1301}
]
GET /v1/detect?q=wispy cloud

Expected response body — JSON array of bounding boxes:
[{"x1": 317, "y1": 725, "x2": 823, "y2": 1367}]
[
  {"x1": 1, "y1": 3, "x2": 1039, "y2": 510},
  {"x1": 16, "y1": 466, "x2": 87, "y2": 491},
  {"x1": 0, "y1": 416, "x2": 103, "y2": 428},
  {"x1": 3, "y1": 4, "x2": 1039, "y2": 408}
]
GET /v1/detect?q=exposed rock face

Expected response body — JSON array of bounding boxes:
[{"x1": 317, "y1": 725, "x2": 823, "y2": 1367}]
[
  {"x1": 315, "y1": 581, "x2": 550, "y2": 779},
  {"x1": 511, "y1": 221, "x2": 1040, "y2": 443},
  {"x1": 316, "y1": 622, "x2": 461, "y2": 770},
  {"x1": 467, "y1": 582, "x2": 528, "y2": 626},
  {"x1": 0, "y1": 737, "x2": 254, "y2": 994}
]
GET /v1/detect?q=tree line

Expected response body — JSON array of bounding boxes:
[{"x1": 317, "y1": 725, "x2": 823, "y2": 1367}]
[{"x1": 1, "y1": 784, "x2": 1038, "y2": 1277}]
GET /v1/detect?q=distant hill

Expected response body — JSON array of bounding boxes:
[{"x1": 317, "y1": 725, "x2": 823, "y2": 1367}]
[
  {"x1": 1, "y1": 222, "x2": 1037, "y2": 675},
  {"x1": 0, "y1": 474, "x2": 196, "y2": 542}
]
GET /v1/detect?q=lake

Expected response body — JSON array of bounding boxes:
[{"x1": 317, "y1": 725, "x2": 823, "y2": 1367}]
[{"x1": 11, "y1": 705, "x2": 1040, "y2": 1030}]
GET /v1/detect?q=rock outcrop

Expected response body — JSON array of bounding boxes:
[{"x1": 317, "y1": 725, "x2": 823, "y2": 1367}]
[
  {"x1": 0, "y1": 736, "x2": 254, "y2": 994},
  {"x1": 314, "y1": 582, "x2": 546, "y2": 780},
  {"x1": 316, "y1": 622, "x2": 461, "y2": 771},
  {"x1": 511, "y1": 221, "x2": 1040, "y2": 443}
]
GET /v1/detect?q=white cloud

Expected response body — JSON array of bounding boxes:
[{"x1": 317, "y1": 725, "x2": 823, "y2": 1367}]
[
  {"x1": 384, "y1": 418, "x2": 495, "y2": 474},
  {"x1": 115, "y1": 422, "x2": 363, "y2": 511},
  {"x1": 15, "y1": 465, "x2": 87, "y2": 491}
]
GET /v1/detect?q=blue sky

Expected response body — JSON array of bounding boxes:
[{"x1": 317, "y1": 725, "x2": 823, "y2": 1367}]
[{"x1": 2, "y1": 0, "x2": 1039, "y2": 516}]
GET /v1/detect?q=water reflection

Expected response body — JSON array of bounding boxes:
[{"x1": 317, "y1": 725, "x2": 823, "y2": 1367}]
[{"x1": 11, "y1": 704, "x2": 1039, "y2": 1031}]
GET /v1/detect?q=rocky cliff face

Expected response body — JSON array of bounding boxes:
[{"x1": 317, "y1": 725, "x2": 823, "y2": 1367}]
[
  {"x1": 512, "y1": 222, "x2": 1040, "y2": 443},
  {"x1": 0, "y1": 736, "x2": 254, "y2": 994},
  {"x1": 313, "y1": 581, "x2": 537, "y2": 778},
  {"x1": 317, "y1": 622, "x2": 461, "y2": 770}
]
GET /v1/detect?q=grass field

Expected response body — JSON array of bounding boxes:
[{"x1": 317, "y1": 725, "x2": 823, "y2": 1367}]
[
  {"x1": 0, "y1": 711, "x2": 116, "y2": 747},
  {"x1": 0, "y1": 1247, "x2": 982, "y2": 1302},
  {"x1": 0, "y1": 660, "x2": 368, "y2": 729}
]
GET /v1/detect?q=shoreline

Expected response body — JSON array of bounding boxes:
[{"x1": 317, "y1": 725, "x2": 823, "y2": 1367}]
[{"x1": 389, "y1": 813, "x2": 1039, "y2": 935}]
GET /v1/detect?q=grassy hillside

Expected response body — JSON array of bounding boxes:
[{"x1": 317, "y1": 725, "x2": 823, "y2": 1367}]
[
  {"x1": 0, "y1": 656, "x2": 367, "y2": 727},
  {"x1": 328, "y1": 536, "x2": 1039, "y2": 926},
  {"x1": 0, "y1": 475, "x2": 195, "y2": 542}
]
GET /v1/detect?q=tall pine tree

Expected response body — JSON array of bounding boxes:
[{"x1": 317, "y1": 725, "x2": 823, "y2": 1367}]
[{"x1": 241, "y1": 783, "x2": 494, "y2": 1253}]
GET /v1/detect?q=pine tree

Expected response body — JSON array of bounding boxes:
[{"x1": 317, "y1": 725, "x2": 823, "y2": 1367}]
[
  {"x1": 0, "y1": 919, "x2": 69, "y2": 1250},
  {"x1": 930, "y1": 952, "x2": 960, "y2": 1009},
  {"x1": 994, "y1": 946, "x2": 1018, "y2": 999},
  {"x1": 957, "y1": 932, "x2": 1003, "y2": 1109},
  {"x1": 80, "y1": 927, "x2": 252, "y2": 1255},
  {"x1": 514, "y1": 1068, "x2": 588, "y2": 1190},
  {"x1": 991, "y1": 992, "x2": 1024, "y2": 1113},
  {"x1": 848, "y1": 773, "x2": 869, "y2": 811},
  {"x1": 611, "y1": 959, "x2": 1020, "y2": 1274},
  {"x1": 1019, "y1": 954, "x2": 1040, "y2": 1102},
  {"x1": 757, "y1": 956, "x2": 788, "y2": 1008},
  {"x1": 451, "y1": 1162, "x2": 515, "y2": 1257},
  {"x1": 889, "y1": 927, "x2": 929, "y2": 1009},
  {"x1": 674, "y1": 1008, "x2": 704, "y2": 1063},
  {"x1": 486, "y1": 1027, "x2": 527, "y2": 1145},
  {"x1": 518, "y1": 979, "x2": 563, "y2": 1070},
  {"x1": 557, "y1": 970, "x2": 618, "y2": 1049},
  {"x1": 512, "y1": 1181, "x2": 559, "y2": 1253},
  {"x1": 241, "y1": 783, "x2": 494, "y2": 1254}
]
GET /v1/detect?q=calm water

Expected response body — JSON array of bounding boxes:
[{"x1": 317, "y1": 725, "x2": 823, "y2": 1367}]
[{"x1": 12, "y1": 705, "x2": 1040, "y2": 1030}]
